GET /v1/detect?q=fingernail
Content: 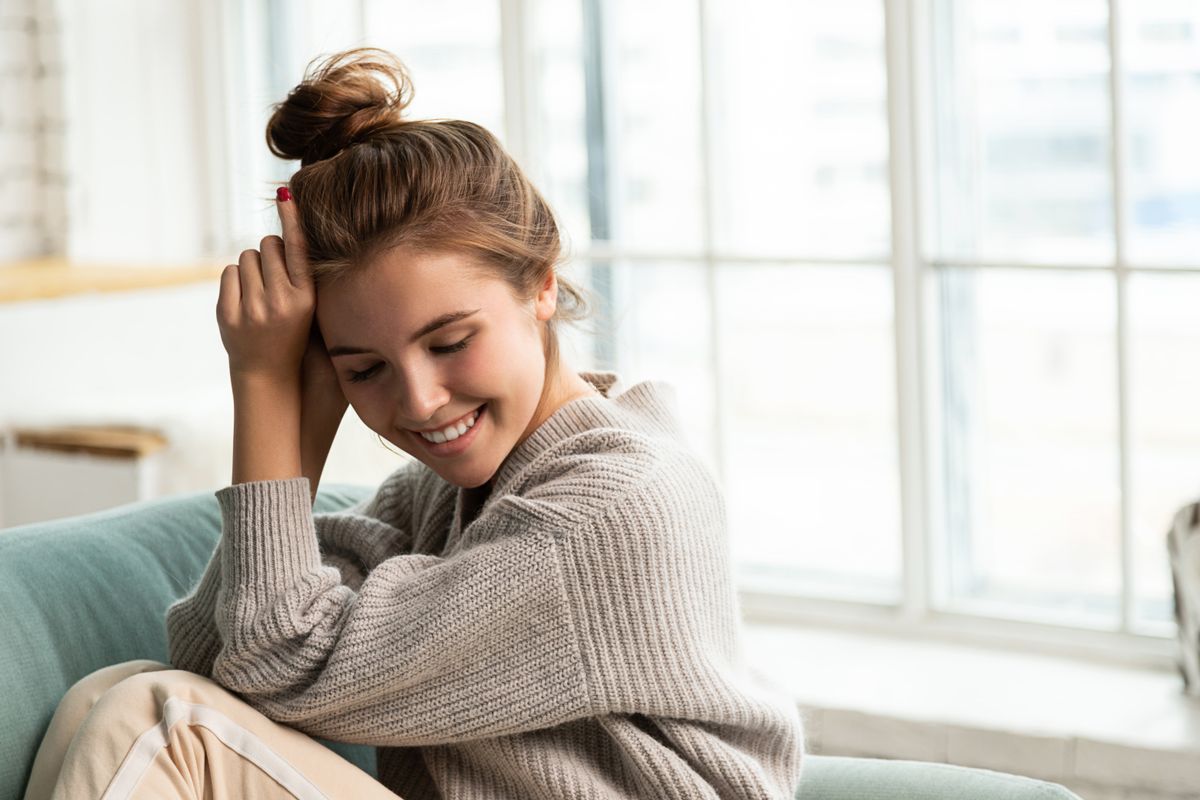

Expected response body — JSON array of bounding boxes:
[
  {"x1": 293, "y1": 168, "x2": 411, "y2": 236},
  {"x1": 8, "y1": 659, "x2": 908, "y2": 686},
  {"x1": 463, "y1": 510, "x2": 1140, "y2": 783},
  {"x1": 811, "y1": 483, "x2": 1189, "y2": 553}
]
[{"x1": 277, "y1": 186, "x2": 292, "y2": 202}]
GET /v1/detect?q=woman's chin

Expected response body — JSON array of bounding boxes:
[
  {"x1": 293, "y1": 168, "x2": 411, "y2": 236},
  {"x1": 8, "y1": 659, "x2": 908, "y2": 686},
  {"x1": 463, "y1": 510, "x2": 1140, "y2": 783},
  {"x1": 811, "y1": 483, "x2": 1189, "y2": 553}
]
[
  {"x1": 435, "y1": 464, "x2": 495, "y2": 489},
  {"x1": 372, "y1": 426, "x2": 497, "y2": 487}
]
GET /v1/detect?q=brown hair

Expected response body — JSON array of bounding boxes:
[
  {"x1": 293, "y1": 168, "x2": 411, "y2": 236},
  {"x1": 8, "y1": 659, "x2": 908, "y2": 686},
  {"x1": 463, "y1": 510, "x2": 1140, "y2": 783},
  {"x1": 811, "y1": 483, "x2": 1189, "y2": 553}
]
[{"x1": 265, "y1": 47, "x2": 594, "y2": 399}]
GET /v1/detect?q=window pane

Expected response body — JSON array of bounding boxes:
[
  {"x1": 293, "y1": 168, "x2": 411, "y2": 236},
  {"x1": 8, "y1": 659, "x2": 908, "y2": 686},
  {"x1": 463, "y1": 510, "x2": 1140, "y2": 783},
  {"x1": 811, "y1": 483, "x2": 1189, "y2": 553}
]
[
  {"x1": 582, "y1": 260, "x2": 718, "y2": 471},
  {"x1": 364, "y1": 1, "x2": 504, "y2": 138},
  {"x1": 707, "y1": 0, "x2": 889, "y2": 260},
  {"x1": 1122, "y1": 0, "x2": 1200, "y2": 265},
  {"x1": 718, "y1": 265, "x2": 901, "y2": 600},
  {"x1": 1128, "y1": 273, "x2": 1200, "y2": 629},
  {"x1": 531, "y1": 0, "x2": 705, "y2": 251},
  {"x1": 928, "y1": 0, "x2": 1113, "y2": 264},
  {"x1": 934, "y1": 268, "x2": 1120, "y2": 625}
]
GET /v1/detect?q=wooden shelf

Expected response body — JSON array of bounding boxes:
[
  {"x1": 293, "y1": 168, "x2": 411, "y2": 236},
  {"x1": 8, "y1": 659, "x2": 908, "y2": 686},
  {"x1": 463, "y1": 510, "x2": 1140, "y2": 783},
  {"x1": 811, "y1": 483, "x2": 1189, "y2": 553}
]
[{"x1": 0, "y1": 257, "x2": 225, "y2": 303}]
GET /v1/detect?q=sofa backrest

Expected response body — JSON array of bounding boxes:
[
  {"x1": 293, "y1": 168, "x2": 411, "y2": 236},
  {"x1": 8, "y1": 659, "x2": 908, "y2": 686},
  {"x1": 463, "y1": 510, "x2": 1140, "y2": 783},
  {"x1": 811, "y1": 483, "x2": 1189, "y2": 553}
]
[{"x1": 0, "y1": 483, "x2": 374, "y2": 800}]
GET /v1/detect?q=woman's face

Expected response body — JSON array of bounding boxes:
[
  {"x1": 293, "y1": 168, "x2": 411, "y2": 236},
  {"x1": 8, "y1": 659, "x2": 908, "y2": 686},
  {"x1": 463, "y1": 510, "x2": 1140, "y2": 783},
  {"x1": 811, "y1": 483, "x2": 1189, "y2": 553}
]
[{"x1": 315, "y1": 247, "x2": 557, "y2": 489}]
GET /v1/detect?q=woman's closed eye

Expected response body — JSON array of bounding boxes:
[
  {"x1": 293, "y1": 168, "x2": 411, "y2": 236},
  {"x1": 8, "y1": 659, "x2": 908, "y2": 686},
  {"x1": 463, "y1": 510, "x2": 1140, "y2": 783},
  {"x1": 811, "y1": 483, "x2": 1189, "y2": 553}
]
[
  {"x1": 347, "y1": 337, "x2": 473, "y2": 384},
  {"x1": 347, "y1": 364, "x2": 381, "y2": 383}
]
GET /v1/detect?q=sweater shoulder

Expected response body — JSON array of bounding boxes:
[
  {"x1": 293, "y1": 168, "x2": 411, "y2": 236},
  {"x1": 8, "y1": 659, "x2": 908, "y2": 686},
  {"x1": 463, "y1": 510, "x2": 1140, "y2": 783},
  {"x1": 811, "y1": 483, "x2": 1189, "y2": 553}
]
[{"x1": 494, "y1": 427, "x2": 716, "y2": 530}]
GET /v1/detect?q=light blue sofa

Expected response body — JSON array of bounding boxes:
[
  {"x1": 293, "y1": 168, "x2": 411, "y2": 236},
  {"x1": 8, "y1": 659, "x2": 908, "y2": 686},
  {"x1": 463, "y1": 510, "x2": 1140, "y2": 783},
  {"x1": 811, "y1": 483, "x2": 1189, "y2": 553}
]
[{"x1": 0, "y1": 486, "x2": 1084, "y2": 799}]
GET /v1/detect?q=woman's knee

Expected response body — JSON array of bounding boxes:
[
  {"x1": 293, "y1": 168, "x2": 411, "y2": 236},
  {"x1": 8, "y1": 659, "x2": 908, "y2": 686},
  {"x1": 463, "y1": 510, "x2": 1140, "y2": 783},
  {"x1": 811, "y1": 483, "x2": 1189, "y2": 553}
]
[
  {"x1": 59, "y1": 659, "x2": 172, "y2": 716},
  {"x1": 90, "y1": 666, "x2": 234, "y2": 720}
]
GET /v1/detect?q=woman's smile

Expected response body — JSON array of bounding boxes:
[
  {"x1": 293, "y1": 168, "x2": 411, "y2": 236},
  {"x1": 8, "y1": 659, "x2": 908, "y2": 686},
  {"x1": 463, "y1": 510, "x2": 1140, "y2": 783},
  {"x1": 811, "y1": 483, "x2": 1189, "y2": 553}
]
[{"x1": 408, "y1": 403, "x2": 487, "y2": 457}]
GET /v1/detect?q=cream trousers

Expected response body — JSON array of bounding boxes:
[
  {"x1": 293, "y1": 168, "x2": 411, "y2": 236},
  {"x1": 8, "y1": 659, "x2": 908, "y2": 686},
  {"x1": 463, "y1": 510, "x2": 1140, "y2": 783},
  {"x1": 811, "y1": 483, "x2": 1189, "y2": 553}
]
[{"x1": 22, "y1": 659, "x2": 402, "y2": 799}]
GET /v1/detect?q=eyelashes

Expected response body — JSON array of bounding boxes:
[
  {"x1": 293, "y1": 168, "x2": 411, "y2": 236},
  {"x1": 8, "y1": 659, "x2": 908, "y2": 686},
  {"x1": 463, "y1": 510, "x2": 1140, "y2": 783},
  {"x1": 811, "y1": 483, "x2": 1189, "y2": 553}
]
[
  {"x1": 347, "y1": 365, "x2": 379, "y2": 384},
  {"x1": 434, "y1": 337, "x2": 472, "y2": 356},
  {"x1": 347, "y1": 337, "x2": 473, "y2": 384}
]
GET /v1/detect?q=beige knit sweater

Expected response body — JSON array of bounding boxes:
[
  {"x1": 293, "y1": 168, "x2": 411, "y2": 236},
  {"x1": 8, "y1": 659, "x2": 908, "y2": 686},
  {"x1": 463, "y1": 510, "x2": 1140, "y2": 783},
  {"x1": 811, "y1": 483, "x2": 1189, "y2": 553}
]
[{"x1": 165, "y1": 370, "x2": 805, "y2": 799}]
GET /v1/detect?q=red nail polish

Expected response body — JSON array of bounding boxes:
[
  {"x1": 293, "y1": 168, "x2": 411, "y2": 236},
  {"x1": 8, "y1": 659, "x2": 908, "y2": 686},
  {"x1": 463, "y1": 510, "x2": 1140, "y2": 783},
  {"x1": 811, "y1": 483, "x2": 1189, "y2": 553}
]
[{"x1": 277, "y1": 186, "x2": 292, "y2": 202}]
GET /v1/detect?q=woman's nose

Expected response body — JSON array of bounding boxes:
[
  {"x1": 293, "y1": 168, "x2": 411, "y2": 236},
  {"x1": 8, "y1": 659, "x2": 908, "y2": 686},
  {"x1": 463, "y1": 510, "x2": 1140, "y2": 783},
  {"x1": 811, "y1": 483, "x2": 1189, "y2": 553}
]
[{"x1": 393, "y1": 371, "x2": 450, "y2": 430}]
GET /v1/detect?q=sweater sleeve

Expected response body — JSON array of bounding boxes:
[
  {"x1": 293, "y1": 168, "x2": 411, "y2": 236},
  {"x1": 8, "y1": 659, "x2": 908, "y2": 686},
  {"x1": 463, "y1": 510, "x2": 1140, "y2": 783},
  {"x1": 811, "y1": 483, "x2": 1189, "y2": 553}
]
[
  {"x1": 165, "y1": 464, "x2": 420, "y2": 679},
  {"x1": 206, "y1": 476, "x2": 593, "y2": 747}
]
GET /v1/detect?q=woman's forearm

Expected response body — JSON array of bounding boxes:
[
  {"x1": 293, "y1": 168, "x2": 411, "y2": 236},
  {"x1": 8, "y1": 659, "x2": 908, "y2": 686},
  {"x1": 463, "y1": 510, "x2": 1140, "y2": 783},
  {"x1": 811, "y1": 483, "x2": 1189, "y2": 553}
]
[
  {"x1": 300, "y1": 391, "x2": 348, "y2": 505},
  {"x1": 230, "y1": 372, "x2": 303, "y2": 486}
]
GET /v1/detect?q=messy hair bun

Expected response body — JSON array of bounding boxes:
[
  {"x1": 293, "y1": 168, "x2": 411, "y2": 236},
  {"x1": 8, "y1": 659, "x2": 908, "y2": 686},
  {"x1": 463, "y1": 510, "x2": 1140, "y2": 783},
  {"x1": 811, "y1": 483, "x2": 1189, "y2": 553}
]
[{"x1": 266, "y1": 47, "x2": 414, "y2": 167}]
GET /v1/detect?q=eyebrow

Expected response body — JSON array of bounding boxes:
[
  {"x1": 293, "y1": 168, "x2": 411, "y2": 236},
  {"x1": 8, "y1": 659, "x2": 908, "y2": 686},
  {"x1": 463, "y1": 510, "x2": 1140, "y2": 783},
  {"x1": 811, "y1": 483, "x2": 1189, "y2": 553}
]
[{"x1": 328, "y1": 309, "x2": 481, "y2": 357}]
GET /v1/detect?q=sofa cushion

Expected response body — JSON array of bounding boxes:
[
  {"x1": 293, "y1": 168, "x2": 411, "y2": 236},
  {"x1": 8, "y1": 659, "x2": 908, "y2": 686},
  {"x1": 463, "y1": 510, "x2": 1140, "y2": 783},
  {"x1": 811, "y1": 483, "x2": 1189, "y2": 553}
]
[{"x1": 796, "y1": 755, "x2": 1083, "y2": 799}]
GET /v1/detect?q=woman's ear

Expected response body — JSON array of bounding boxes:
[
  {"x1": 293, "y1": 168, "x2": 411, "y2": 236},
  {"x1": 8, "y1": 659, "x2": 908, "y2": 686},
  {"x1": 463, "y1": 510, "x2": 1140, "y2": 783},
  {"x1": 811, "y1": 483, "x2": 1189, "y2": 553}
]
[{"x1": 533, "y1": 270, "x2": 558, "y2": 322}]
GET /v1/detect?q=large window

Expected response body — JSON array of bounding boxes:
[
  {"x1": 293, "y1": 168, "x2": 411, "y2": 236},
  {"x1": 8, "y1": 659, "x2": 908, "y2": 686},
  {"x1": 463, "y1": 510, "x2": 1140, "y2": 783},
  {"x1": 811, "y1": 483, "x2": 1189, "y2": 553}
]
[{"x1": 256, "y1": 0, "x2": 1200, "y2": 661}]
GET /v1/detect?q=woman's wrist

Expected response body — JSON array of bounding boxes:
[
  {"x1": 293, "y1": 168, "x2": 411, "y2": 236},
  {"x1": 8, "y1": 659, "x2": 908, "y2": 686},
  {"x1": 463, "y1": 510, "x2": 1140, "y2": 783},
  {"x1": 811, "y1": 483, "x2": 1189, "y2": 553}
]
[{"x1": 230, "y1": 374, "x2": 303, "y2": 485}]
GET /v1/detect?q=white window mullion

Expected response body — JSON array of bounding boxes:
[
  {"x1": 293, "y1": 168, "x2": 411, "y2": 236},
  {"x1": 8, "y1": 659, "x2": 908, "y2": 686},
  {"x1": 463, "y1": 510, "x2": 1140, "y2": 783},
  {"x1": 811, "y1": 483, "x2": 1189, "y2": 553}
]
[
  {"x1": 696, "y1": 0, "x2": 727, "y2": 492},
  {"x1": 1107, "y1": 0, "x2": 1135, "y2": 634},
  {"x1": 885, "y1": 0, "x2": 931, "y2": 622},
  {"x1": 499, "y1": 0, "x2": 533, "y2": 170}
]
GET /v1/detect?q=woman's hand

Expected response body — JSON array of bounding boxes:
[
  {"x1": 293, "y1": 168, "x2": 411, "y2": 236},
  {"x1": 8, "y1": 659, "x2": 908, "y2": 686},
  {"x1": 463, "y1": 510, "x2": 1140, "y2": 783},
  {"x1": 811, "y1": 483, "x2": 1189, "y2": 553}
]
[
  {"x1": 217, "y1": 189, "x2": 314, "y2": 383},
  {"x1": 224, "y1": 187, "x2": 312, "y2": 485}
]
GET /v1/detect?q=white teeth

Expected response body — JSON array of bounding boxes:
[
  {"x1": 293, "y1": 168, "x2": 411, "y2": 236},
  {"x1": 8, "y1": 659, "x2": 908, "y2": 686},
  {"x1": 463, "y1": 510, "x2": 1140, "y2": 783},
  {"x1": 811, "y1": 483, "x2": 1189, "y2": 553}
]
[{"x1": 418, "y1": 407, "x2": 480, "y2": 444}]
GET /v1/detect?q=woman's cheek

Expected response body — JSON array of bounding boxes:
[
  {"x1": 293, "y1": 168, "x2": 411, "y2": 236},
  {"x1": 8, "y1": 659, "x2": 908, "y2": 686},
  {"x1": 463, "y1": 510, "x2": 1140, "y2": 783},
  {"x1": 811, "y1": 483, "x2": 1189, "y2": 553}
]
[
  {"x1": 460, "y1": 341, "x2": 498, "y2": 378},
  {"x1": 342, "y1": 388, "x2": 383, "y2": 434}
]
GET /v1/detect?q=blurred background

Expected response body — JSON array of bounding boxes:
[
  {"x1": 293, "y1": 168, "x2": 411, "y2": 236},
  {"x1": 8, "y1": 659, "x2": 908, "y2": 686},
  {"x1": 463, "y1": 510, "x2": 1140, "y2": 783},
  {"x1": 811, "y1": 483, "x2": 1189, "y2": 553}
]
[{"x1": 2, "y1": 0, "x2": 1199, "y2": 793}]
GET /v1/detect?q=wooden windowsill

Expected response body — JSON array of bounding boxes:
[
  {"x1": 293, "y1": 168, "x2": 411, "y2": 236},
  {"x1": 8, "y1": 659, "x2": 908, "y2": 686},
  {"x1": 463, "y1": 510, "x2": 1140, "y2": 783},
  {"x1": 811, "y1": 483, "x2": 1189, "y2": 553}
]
[{"x1": 0, "y1": 257, "x2": 225, "y2": 303}]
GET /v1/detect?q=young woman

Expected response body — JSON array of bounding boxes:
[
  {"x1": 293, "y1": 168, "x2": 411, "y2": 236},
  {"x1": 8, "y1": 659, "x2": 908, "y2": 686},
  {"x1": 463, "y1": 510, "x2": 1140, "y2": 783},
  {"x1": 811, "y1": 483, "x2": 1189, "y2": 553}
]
[{"x1": 24, "y1": 48, "x2": 804, "y2": 799}]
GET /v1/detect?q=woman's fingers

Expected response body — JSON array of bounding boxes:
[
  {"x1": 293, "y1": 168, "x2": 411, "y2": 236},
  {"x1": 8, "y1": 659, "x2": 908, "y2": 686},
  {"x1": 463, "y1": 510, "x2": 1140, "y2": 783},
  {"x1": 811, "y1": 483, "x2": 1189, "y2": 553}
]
[
  {"x1": 259, "y1": 234, "x2": 290, "y2": 295},
  {"x1": 237, "y1": 247, "x2": 265, "y2": 316},
  {"x1": 217, "y1": 263, "x2": 241, "y2": 325},
  {"x1": 276, "y1": 187, "x2": 312, "y2": 290},
  {"x1": 211, "y1": 186, "x2": 315, "y2": 379}
]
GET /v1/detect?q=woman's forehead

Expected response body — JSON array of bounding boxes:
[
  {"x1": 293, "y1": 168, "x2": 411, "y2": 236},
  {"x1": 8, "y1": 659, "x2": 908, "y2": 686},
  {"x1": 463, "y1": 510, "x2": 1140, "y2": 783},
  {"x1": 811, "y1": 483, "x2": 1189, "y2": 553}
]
[
  {"x1": 315, "y1": 252, "x2": 505, "y2": 337},
  {"x1": 322, "y1": 249, "x2": 491, "y2": 302}
]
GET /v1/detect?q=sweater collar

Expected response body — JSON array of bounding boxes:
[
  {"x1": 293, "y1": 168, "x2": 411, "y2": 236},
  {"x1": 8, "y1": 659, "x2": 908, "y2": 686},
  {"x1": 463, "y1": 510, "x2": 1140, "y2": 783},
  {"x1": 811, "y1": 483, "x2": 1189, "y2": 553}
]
[
  {"x1": 450, "y1": 369, "x2": 682, "y2": 535},
  {"x1": 489, "y1": 369, "x2": 623, "y2": 493}
]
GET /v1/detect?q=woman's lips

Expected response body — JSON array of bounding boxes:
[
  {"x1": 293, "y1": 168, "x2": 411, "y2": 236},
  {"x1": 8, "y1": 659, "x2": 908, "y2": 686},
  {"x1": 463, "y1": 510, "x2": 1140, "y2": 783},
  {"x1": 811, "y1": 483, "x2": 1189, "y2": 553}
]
[{"x1": 410, "y1": 403, "x2": 487, "y2": 457}]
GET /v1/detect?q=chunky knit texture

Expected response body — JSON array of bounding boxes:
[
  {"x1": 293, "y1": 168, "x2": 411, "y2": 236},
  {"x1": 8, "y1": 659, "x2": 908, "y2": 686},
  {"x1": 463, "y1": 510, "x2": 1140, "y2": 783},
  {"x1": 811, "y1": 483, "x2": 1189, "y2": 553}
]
[{"x1": 165, "y1": 370, "x2": 805, "y2": 799}]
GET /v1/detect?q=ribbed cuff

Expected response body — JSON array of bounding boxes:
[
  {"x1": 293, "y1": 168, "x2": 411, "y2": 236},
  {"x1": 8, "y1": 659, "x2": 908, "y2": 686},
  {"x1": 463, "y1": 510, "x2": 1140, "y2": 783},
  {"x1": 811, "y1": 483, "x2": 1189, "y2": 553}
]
[{"x1": 215, "y1": 477, "x2": 322, "y2": 611}]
